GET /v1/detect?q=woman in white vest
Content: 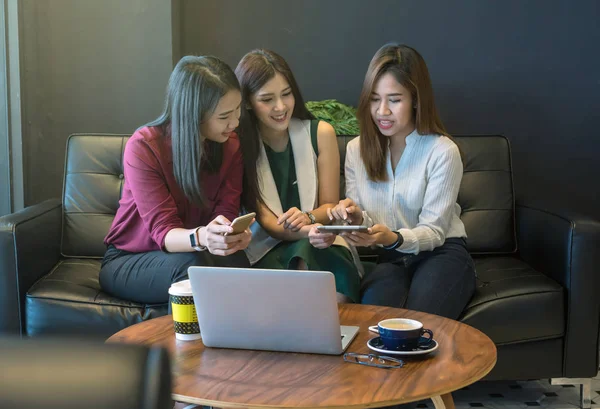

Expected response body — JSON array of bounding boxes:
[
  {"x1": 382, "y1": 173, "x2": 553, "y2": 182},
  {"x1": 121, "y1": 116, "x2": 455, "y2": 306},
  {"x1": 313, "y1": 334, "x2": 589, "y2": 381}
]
[{"x1": 235, "y1": 49, "x2": 360, "y2": 303}]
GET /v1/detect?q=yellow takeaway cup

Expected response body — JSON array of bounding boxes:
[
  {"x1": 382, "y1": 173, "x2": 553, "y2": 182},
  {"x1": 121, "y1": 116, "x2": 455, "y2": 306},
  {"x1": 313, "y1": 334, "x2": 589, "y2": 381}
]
[{"x1": 168, "y1": 280, "x2": 201, "y2": 341}]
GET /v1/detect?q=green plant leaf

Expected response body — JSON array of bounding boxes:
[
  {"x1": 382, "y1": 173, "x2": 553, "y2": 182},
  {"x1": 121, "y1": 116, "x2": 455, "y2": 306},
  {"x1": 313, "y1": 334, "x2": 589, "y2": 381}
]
[{"x1": 305, "y1": 99, "x2": 359, "y2": 135}]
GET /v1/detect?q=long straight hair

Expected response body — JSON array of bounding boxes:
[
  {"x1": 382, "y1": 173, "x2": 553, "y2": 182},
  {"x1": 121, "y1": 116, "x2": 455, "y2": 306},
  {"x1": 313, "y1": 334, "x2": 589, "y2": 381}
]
[
  {"x1": 234, "y1": 49, "x2": 314, "y2": 212},
  {"x1": 146, "y1": 55, "x2": 240, "y2": 206},
  {"x1": 357, "y1": 44, "x2": 449, "y2": 182}
]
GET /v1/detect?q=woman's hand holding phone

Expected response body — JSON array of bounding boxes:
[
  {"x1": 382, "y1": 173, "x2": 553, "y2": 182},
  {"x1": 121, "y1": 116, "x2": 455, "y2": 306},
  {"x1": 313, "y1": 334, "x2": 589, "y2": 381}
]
[
  {"x1": 327, "y1": 198, "x2": 364, "y2": 225},
  {"x1": 202, "y1": 215, "x2": 253, "y2": 256},
  {"x1": 340, "y1": 224, "x2": 394, "y2": 247},
  {"x1": 308, "y1": 224, "x2": 336, "y2": 249},
  {"x1": 226, "y1": 213, "x2": 256, "y2": 235}
]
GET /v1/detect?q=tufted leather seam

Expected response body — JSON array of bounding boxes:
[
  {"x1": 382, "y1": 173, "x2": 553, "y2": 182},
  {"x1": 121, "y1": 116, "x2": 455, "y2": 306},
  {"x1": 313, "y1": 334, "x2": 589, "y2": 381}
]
[
  {"x1": 563, "y1": 217, "x2": 574, "y2": 375},
  {"x1": 463, "y1": 170, "x2": 511, "y2": 173},
  {"x1": 470, "y1": 250, "x2": 520, "y2": 255},
  {"x1": 26, "y1": 294, "x2": 166, "y2": 309},
  {"x1": 494, "y1": 333, "x2": 565, "y2": 346},
  {"x1": 503, "y1": 136, "x2": 517, "y2": 253},
  {"x1": 479, "y1": 267, "x2": 528, "y2": 270},
  {"x1": 462, "y1": 209, "x2": 513, "y2": 213},
  {"x1": 60, "y1": 136, "x2": 71, "y2": 257},
  {"x1": 66, "y1": 171, "x2": 123, "y2": 175},
  {"x1": 63, "y1": 212, "x2": 117, "y2": 215},
  {"x1": 60, "y1": 254, "x2": 103, "y2": 260},
  {"x1": 29, "y1": 259, "x2": 65, "y2": 285},
  {"x1": 516, "y1": 204, "x2": 573, "y2": 224},
  {"x1": 478, "y1": 275, "x2": 553, "y2": 284},
  {"x1": 464, "y1": 289, "x2": 563, "y2": 310}
]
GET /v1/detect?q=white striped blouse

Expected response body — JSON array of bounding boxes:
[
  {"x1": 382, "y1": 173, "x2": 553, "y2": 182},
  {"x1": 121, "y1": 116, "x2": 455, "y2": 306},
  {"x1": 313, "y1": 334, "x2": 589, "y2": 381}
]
[{"x1": 345, "y1": 129, "x2": 466, "y2": 255}]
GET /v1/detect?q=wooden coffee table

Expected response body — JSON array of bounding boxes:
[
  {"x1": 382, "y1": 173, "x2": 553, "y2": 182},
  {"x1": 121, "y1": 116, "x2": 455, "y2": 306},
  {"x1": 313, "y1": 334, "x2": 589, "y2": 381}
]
[{"x1": 107, "y1": 304, "x2": 496, "y2": 409}]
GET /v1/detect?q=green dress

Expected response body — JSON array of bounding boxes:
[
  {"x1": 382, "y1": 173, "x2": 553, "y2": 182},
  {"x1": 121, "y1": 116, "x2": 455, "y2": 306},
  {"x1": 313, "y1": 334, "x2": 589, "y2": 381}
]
[{"x1": 254, "y1": 124, "x2": 360, "y2": 302}]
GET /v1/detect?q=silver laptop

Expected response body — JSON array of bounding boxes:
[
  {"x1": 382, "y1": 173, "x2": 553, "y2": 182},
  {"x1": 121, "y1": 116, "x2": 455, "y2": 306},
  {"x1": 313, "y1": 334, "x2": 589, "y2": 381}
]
[{"x1": 187, "y1": 266, "x2": 359, "y2": 355}]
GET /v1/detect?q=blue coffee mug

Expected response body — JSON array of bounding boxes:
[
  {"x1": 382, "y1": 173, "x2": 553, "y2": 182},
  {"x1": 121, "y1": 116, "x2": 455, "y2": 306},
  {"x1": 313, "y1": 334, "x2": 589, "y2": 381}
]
[{"x1": 377, "y1": 318, "x2": 434, "y2": 351}]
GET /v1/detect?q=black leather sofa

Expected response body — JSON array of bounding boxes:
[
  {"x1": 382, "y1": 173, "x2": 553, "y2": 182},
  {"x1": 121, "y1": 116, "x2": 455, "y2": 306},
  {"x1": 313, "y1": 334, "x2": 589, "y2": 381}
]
[
  {"x1": 0, "y1": 336, "x2": 172, "y2": 409},
  {"x1": 1, "y1": 133, "x2": 599, "y2": 388}
]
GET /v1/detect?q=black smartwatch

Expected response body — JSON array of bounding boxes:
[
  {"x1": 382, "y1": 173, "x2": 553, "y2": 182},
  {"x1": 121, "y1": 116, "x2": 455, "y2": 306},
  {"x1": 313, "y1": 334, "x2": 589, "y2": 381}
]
[
  {"x1": 189, "y1": 227, "x2": 207, "y2": 252},
  {"x1": 382, "y1": 231, "x2": 403, "y2": 250}
]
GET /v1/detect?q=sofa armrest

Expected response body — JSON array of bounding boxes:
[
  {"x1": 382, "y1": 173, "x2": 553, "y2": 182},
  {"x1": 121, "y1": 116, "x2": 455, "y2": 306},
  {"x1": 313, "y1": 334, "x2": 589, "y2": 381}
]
[
  {"x1": 516, "y1": 203, "x2": 600, "y2": 377},
  {"x1": 0, "y1": 199, "x2": 62, "y2": 335}
]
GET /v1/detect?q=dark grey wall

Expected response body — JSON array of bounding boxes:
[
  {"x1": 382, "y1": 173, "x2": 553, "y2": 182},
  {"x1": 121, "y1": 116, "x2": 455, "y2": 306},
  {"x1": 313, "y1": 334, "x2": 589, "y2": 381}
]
[
  {"x1": 180, "y1": 0, "x2": 600, "y2": 219},
  {"x1": 20, "y1": 0, "x2": 174, "y2": 206},
  {"x1": 0, "y1": 1, "x2": 9, "y2": 216}
]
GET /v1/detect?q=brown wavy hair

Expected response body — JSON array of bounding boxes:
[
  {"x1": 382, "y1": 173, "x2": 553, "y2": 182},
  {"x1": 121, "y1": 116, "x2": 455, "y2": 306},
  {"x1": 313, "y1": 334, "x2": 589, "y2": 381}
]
[
  {"x1": 235, "y1": 49, "x2": 314, "y2": 212},
  {"x1": 357, "y1": 43, "x2": 449, "y2": 182}
]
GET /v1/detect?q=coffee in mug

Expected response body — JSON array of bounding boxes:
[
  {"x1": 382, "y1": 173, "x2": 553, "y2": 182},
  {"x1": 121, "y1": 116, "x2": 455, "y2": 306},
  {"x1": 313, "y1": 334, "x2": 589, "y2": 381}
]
[
  {"x1": 168, "y1": 280, "x2": 201, "y2": 341},
  {"x1": 381, "y1": 322, "x2": 414, "y2": 330},
  {"x1": 377, "y1": 318, "x2": 433, "y2": 351}
]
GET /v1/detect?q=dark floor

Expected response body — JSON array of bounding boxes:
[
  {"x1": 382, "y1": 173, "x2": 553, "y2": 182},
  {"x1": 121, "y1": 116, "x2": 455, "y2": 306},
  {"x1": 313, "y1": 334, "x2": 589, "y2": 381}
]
[
  {"x1": 174, "y1": 372, "x2": 600, "y2": 409},
  {"x1": 440, "y1": 373, "x2": 599, "y2": 409}
]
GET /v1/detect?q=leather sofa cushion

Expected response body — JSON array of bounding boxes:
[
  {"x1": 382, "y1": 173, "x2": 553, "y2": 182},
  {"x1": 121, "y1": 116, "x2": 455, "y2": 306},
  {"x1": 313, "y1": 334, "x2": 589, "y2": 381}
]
[
  {"x1": 461, "y1": 256, "x2": 564, "y2": 345},
  {"x1": 62, "y1": 134, "x2": 130, "y2": 258},
  {"x1": 25, "y1": 258, "x2": 167, "y2": 338},
  {"x1": 454, "y1": 136, "x2": 516, "y2": 254},
  {"x1": 24, "y1": 255, "x2": 564, "y2": 347}
]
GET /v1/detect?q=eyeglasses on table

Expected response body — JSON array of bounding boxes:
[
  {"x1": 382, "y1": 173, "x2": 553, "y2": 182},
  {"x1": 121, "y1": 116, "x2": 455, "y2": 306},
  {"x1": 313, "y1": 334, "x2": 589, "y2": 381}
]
[{"x1": 343, "y1": 352, "x2": 404, "y2": 369}]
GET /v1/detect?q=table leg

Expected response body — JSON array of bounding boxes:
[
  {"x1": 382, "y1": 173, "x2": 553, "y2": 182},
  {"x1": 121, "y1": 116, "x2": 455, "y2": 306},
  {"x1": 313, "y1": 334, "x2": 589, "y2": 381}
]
[{"x1": 431, "y1": 393, "x2": 455, "y2": 409}]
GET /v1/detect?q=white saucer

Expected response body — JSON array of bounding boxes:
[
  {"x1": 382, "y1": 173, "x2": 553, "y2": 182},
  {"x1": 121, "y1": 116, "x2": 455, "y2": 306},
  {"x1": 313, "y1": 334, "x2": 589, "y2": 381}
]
[{"x1": 367, "y1": 336, "x2": 439, "y2": 356}]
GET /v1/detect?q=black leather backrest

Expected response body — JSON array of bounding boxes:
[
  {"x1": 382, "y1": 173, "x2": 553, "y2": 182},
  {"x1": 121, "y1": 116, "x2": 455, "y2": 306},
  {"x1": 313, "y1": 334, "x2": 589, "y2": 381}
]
[
  {"x1": 453, "y1": 135, "x2": 516, "y2": 253},
  {"x1": 62, "y1": 134, "x2": 130, "y2": 258},
  {"x1": 336, "y1": 134, "x2": 516, "y2": 254},
  {"x1": 62, "y1": 133, "x2": 515, "y2": 257},
  {"x1": 337, "y1": 135, "x2": 356, "y2": 197}
]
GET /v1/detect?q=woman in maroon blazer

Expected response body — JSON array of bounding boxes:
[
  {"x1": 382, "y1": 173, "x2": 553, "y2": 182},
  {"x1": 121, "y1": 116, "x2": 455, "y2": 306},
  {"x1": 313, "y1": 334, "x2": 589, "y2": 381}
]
[{"x1": 99, "y1": 56, "x2": 252, "y2": 304}]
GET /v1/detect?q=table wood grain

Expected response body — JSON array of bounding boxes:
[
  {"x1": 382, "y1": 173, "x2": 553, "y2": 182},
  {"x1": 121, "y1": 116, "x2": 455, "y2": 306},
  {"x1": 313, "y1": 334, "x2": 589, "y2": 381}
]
[{"x1": 108, "y1": 304, "x2": 496, "y2": 409}]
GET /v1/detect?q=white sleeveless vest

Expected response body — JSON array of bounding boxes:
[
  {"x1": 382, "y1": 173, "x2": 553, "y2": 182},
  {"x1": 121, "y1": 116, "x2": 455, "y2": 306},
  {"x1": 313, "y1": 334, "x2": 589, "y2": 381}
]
[{"x1": 244, "y1": 118, "x2": 361, "y2": 275}]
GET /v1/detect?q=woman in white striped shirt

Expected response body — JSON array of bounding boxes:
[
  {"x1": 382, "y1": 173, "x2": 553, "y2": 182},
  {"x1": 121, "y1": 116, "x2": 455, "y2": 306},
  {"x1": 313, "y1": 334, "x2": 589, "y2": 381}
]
[{"x1": 326, "y1": 44, "x2": 476, "y2": 319}]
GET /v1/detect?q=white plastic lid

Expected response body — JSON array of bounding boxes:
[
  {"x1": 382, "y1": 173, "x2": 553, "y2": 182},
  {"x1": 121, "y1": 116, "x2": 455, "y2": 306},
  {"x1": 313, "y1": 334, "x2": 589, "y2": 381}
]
[{"x1": 168, "y1": 279, "x2": 193, "y2": 296}]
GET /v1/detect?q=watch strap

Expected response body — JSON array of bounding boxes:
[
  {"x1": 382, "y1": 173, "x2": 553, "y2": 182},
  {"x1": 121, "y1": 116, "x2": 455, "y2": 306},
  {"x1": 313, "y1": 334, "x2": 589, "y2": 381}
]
[
  {"x1": 189, "y1": 227, "x2": 207, "y2": 252},
  {"x1": 382, "y1": 231, "x2": 403, "y2": 250}
]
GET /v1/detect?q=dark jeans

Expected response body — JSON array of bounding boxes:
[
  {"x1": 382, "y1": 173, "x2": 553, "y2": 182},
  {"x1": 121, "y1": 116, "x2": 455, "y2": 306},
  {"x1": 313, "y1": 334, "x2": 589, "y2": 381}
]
[
  {"x1": 361, "y1": 238, "x2": 476, "y2": 320},
  {"x1": 99, "y1": 245, "x2": 250, "y2": 304}
]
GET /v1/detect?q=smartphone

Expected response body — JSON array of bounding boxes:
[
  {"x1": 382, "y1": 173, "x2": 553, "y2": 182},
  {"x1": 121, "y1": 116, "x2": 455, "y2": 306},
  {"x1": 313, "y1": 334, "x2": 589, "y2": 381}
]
[
  {"x1": 226, "y1": 212, "x2": 256, "y2": 235},
  {"x1": 316, "y1": 225, "x2": 369, "y2": 234}
]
